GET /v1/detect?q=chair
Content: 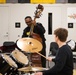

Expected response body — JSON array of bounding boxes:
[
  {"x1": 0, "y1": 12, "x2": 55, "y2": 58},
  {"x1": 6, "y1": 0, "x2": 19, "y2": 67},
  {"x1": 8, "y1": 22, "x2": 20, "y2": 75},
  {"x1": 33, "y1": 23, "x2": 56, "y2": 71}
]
[
  {"x1": 2, "y1": 41, "x2": 16, "y2": 53},
  {"x1": 49, "y1": 42, "x2": 59, "y2": 56},
  {"x1": 48, "y1": 42, "x2": 59, "y2": 68}
]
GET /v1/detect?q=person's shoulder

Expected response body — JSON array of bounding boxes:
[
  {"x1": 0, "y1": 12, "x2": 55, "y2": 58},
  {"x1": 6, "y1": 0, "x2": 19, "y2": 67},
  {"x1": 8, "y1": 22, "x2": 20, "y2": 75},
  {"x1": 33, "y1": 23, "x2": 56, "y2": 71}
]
[
  {"x1": 23, "y1": 27, "x2": 28, "y2": 30},
  {"x1": 60, "y1": 45, "x2": 71, "y2": 52},
  {"x1": 36, "y1": 22, "x2": 43, "y2": 27},
  {"x1": 36, "y1": 22, "x2": 42, "y2": 25}
]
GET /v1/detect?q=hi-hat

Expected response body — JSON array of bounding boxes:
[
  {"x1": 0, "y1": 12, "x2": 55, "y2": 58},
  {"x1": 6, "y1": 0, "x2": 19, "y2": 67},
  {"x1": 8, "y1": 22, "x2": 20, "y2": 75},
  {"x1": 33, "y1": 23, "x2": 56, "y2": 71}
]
[
  {"x1": 18, "y1": 66, "x2": 48, "y2": 73},
  {"x1": 16, "y1": 38, "x2": 42, "y2": 53}
]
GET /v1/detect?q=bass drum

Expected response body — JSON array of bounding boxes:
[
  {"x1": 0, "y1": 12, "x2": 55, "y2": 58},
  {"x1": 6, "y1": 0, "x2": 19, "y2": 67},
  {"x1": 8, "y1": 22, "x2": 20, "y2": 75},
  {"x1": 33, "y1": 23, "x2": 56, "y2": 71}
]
[
  {"x1": 0, "y1": 54, "x2": 18, "y2": 75},
  {"x1": 11, "y1": 49, "x2": 28, "y2": 68}
]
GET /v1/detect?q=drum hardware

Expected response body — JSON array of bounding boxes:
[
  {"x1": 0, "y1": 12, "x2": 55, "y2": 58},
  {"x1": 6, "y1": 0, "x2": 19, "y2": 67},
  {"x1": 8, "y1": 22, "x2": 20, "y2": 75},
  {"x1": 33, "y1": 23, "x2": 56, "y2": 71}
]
[
  {"x1": 18, "y1": 51, "x2": 49, "y2": 74},
  {"x1": 16, "y1": 37, "x2": 49, "y2": 74},
  {"x1": 0, "y1": 54, "x2": 18, "y2": 75}
]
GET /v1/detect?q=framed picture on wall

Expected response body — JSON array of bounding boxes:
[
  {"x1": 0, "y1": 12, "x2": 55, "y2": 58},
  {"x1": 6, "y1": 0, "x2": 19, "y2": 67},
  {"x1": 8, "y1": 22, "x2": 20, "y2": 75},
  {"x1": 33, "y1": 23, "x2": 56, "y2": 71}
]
[{"x1": 68, "y1": 23, "x2": 73, "y2": 28}]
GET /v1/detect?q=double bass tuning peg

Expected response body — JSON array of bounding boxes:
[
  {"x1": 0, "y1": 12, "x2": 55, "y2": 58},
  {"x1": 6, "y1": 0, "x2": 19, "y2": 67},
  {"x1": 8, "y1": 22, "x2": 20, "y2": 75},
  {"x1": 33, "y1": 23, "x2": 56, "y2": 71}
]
[{"x1": 34, "y1": 9, "x2": 42, "y2": 18}]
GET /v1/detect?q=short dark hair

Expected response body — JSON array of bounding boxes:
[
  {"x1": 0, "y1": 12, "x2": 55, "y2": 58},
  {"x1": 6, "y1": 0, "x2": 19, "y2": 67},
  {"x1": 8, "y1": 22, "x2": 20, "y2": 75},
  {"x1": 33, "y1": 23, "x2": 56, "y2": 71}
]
[
  {"x1": 25, "y1": 16, "x2": 32, "y2": 20},
  {"x1": 54, "y1": 28, "x2": 68, "y2": 42}
]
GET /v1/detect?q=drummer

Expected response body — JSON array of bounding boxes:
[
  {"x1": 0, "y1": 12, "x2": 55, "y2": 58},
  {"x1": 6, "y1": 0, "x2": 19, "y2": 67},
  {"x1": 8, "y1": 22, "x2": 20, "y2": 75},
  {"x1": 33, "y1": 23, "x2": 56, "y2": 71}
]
[
  {"x1": 22, "y1": 16, "x2": 46, "y2": 68},
  {"x1": 35, "y1": 28, "x2": 73, "y2": 75}
]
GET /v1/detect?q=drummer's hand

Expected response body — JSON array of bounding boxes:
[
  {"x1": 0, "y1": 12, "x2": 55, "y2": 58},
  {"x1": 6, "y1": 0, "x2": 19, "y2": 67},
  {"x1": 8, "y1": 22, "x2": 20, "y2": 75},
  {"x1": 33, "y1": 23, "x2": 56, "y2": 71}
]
[
  {"x1": 34, "y1": 72, "x2": 43, "y2": 75},
  {"x1": 47, "y1": 57, "x2": 52, "y2": 61}
]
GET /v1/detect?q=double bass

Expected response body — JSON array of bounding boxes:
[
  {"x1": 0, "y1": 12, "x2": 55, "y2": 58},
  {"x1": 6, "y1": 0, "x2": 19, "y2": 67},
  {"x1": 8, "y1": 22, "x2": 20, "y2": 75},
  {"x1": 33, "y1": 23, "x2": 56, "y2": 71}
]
[
  {"x1": 29, "y1": 4, "x2": 44, "y2": 43},
  {"x1": 30, "y1": 4, "x2": 44, "y2": 67}
]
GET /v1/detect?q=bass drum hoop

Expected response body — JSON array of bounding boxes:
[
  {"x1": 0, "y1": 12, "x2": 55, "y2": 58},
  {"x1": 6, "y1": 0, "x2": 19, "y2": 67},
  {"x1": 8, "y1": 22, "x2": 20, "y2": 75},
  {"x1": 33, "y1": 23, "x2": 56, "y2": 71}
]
[{"x1": 1, "y1": 54, "x2": 18, "y2": 68}]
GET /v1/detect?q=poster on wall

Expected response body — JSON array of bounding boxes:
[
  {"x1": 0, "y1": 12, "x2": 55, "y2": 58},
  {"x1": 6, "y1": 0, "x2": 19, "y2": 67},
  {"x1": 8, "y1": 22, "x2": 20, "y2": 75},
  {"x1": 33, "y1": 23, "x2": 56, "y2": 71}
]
[{"x1": 67, "y1": 7, "x2": 76, "y2": 22}]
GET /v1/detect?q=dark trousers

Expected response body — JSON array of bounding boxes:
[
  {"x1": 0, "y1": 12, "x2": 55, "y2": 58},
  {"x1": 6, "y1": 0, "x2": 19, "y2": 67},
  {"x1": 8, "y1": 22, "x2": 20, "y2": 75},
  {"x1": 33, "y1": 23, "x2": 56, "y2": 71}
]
[{"x1": 41, "y1": 41, "x2": 46, "y2": 68}]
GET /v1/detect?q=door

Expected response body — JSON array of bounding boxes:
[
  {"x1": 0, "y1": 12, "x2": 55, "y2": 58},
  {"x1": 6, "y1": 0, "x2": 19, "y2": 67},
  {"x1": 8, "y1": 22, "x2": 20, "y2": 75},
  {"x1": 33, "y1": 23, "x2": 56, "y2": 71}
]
[{"x1": 0, "y1": 6, "x2": 9, "y2": 46}]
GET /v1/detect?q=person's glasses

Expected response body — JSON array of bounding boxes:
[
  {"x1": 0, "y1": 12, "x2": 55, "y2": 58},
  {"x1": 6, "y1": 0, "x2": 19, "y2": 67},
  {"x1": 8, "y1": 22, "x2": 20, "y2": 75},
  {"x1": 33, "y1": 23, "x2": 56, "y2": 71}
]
[{"x1": 26, "y1": 20, "x2": 32, "y2": 24}]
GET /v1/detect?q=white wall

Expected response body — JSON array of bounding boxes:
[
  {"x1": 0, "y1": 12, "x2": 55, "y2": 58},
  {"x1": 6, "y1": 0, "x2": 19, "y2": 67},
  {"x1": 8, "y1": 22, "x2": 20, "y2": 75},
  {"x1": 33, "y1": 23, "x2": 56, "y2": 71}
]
[{"x1": 0, "y1": 4, "x2": 76, "y2": 57}]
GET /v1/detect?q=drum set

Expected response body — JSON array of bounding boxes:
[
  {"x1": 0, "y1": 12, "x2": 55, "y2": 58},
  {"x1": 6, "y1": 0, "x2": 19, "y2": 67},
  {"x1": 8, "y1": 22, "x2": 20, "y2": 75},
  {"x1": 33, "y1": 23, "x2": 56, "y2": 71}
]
[{"x1": 0, "y1": 37, "x2": 48, "y2": 75}]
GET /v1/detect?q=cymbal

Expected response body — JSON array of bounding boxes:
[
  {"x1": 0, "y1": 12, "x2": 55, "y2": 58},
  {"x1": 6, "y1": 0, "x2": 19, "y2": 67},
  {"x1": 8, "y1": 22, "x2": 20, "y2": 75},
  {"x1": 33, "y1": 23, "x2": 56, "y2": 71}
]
[
  {"x1": 0, "y1": 73, "x2": 2, "y2": 75},
  {"x1": 17, "y1": 38, "x2": 43, "y2": 53},
  {"x1": 18, "y1": 66, "x2": 48, "y2": 73}
]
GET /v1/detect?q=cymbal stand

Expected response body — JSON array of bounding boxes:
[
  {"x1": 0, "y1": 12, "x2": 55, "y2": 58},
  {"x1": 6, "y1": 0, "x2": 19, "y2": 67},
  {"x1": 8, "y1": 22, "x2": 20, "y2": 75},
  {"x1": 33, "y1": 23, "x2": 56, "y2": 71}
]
[{"x1": 27, "y1": 52, "x2": 33, "y2": 75}]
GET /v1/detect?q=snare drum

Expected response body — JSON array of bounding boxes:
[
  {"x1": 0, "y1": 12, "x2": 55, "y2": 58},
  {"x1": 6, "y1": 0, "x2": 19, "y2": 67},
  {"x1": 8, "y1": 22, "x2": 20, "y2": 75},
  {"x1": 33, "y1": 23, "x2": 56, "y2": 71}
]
[
  {"x1": 0, "y1": 54, "x2": 18, "y2": 75},
  {"x1": 11, "y1": 50, "x2": 28, "y2": 68}
]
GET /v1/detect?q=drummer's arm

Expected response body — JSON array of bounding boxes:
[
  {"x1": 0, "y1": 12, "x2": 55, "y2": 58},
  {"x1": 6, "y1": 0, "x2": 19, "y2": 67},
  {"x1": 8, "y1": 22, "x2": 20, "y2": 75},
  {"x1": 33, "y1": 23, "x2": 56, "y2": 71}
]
[
  {"x1": 34, "y1": 72, "x2": 43, "y2": 75},
  {"x1": 47, "y1": 57, "x2": 55, "y2": 62},
  {"x1": 34, "y1": 57, "x2": 55, "y2": 75}
]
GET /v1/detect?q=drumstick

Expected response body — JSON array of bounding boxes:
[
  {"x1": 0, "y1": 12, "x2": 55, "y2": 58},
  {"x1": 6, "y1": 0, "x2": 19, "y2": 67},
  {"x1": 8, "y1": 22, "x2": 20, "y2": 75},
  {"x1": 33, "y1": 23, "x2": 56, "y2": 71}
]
[{"x1": 36, "y1": 52, "x2": 48, "y2": 60}]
